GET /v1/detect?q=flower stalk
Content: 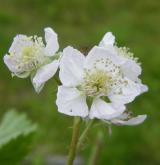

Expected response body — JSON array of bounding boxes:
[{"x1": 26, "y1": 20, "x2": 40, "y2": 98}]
[
  {"x1": 77, "y1": 119, "x2": 94, "y2": 152},
  {"x1": 67, "y1": 117, "x2": 82, "y2": 165},
  {"x1": 88, "y1": 131, "x2": 104, "y2": 165}
]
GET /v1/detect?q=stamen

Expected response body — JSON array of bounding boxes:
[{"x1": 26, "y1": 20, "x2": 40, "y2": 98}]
[
  {"x1": 116, "y1": 46, "x2": 140, "y2": 64},
  {"x1": 9, "y1": 35, "x2": 49, "y2": 73},
  {"x1": 79, "y1": 58, "x2": 128, "y2": 98},
  {"x1": 81, "y1": 69, "x2": 113, "y2": 97}
]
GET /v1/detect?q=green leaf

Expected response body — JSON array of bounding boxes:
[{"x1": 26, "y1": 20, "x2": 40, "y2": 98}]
[{"x1": 0, "y1": 110, "x2": 37, "y2": 165}]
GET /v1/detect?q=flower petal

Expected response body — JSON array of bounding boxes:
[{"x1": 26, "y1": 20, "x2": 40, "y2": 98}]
[
  {"x1": 99, "y1": 32, "x2": 115, "y2": 47},
  {"x1": 109, "y1": 78, "x2": 144, "y2": 104},
  {"x1": 44, "y1": 27, "x2": 59, "y2": 56},
  {"x1": 111, "y1": 115, "x2": 147, "y2": 126},
  {"x1": 89, "y1": 98, "x2": 125, "y2": 120},
  {"x1": 59, "y1": 46, "x2": 85, "y2": 87},
  {"x1": 139, "y1": 84, "x2": 148, "y2": 93},
  {"x1": 4, "y1": 54, "x2": 18, "y2": 73},
  {"x1": 9, "y1": 35, "x2": 32, "y2": 55},
  {"x1": 4, "y1": 54, "x2": 30, "y2": 78},
  {"x1": 32, "y1": 60, "x2": 59, "y2": 93},
  {"x1": 85, "y1": 46, "x2": 123, "y2": 71},
  {"x1": 121, "y1": 59, "x2": 142, "y2": 81},
  {"x1": 56, "y1": 86, "x2": 88, "y2": 117}
]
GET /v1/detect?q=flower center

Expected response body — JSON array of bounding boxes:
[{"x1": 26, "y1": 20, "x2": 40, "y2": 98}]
[
  {"x1": 13, "y1": 36, "x2": 50, "y2": 72},
  {"x1": 81, "y1": 69, "x2": 113, "y2": 97}
]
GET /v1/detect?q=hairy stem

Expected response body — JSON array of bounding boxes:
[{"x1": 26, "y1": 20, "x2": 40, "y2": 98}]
[
  {"x1": 67, "y1": 117, "x2": 82, "y2": 165},
  {"x1": 88, "y1": 131, "x2": 104, "y2": 165},
  {"x1": 77, "y1": 119, "x2": 94, "y2": 152}
]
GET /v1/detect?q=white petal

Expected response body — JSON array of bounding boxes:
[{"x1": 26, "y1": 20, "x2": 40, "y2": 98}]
[
  {"x1": 56, "y1": 86, "x2": 88, "y2": 117},
  {"x1": 89, "y1": 98, "x2": 125, "y2": 120},
  {"x1": 85, "y1": 46, "x2": 123, "y2": 71},
  {"x1": 59, "y1": 46, "x2": 85, "y2": 87},
  {"x1": 4, "y1": 54, "x2": 18, "y2": 73},
  {"x1": 44, "y1": 27, "x2": 59, "y2": 56},
  {"x1": 121, "y1": 60, "x2": 142, "y2": 81},
  {"x1": 32, "y1": 60, "x2": 59, "y2": 93},
  {"x1": 9, "y1": 34, "x2": 32, "y2": 55},
  {"x1": 140, "y1": 84, "x2": 148, "y2": 93},
  {"x1": 111, "y1": 115, "x2": 147, "y2": 126},
  {"x1": 4, "y1": 54, "x2": 30, "y2": 78},
  {"x1": 109, "y1": 78, "x2": 143, "y2": 104},
  {"x1": 99, "y1": 32, "x2": 115, "y2": 47}
]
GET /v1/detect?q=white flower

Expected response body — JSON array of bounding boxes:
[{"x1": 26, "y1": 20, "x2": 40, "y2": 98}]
[
  {"x1": 97, "y1": 33, "x2": 148, "y2": 125},
  {"x1": 4, "y1": 27, "x2": 60, "y2": 93},
  {"x1": 99, "y1": 32, "x2": 148, "y2": 85},
  {"x1": 56, "y1": 46, "x2": 146, "y2": 121}
]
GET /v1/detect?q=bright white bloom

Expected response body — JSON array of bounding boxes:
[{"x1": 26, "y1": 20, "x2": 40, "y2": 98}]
[
  {"x1": 97, "y1": 32, "x2": 148, "y2": 125},
  {"x1": 99, "y1": 32, "x2": 147, "y2": 85},
  {"x1": 56, "y1": 45, "x2": 147, "y2": 122},
  {"x1": 4, "y1": 27, "x2": 60, "y2": 93}
]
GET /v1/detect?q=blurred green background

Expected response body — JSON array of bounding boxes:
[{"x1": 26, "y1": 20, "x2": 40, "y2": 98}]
[{"x1": 0, "y1": 0, "x2": 160, "y2": 164}]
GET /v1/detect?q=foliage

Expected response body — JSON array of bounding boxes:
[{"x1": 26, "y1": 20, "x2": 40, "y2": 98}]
[{"x1": 0, "y1": 110, "x2": 37, "y2": 165}]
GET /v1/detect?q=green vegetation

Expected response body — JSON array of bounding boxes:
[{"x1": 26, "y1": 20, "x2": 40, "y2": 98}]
[
  {"x1": 0, "y1": 110, "x2": 37, "y2": 165},
  {"x1": 0, "y1": 0, "x2": 160, "y2": 164}
]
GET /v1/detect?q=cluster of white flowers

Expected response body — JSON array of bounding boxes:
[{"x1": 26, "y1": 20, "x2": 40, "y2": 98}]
[{"x1": 4, "y1": 27, "x2": 148, "y2": 126}]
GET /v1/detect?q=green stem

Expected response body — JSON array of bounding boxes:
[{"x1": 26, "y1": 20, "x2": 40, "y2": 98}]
[
  {"x1": 77, "y1": 119, "x2": 94, "y2": 152},
  {"x1": 88, "y1": 131, "x2": 104, "y2": 165},
  {"x1": 67, "y1": 117, "x2": 82, "y2": 165}
]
